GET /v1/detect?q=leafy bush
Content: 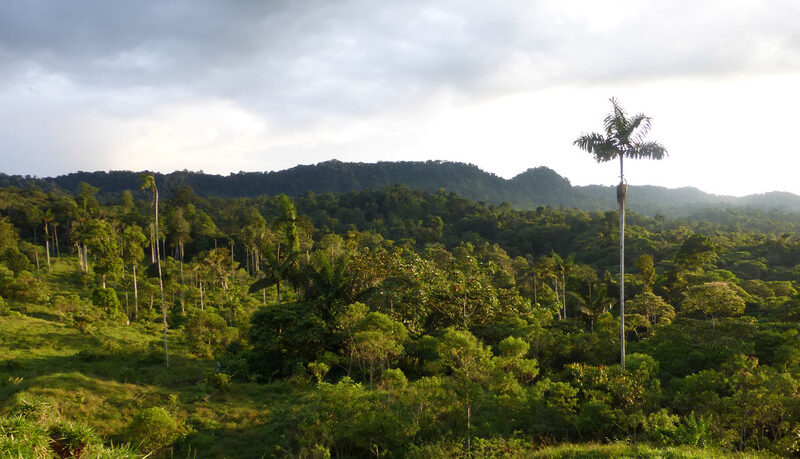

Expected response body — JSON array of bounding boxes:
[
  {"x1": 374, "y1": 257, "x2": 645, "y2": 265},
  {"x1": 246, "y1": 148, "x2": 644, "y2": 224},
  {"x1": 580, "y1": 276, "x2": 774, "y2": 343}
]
[
  {"x1": 127, "y1": 407, "x2": 183, "y2": 453},
  {"x1": 91, "y1": 287, "x2": 121, "y2": 310},
  {"x1": 204, "y1": 372, "x2": 231, "y2": 392}
]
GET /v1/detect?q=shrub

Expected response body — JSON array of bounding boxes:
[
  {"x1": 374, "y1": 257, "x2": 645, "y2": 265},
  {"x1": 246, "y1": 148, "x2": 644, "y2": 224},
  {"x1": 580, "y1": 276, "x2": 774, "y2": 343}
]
[
  {"x1": 91, "y1": 287, "x2": 121, "y2": 311},
  {"x1": 126, "y1": 407, "x2": 182, "y2": 453},
  {"x1": 204, "y1": 372, "x2": 231, "y2": 392}
]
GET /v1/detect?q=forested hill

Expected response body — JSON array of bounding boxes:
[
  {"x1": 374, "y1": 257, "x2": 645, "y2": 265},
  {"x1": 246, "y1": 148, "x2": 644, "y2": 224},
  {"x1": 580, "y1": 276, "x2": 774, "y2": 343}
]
[{"x1": 3, "y1": 160, "x2": 800, "y2": 216}]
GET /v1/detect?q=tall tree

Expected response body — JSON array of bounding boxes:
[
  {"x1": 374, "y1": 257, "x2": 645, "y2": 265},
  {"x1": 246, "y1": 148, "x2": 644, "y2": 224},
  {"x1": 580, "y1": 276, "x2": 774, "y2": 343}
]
[
  {"x1": 437, "y1": 328, "x2": 493, "y2": 456},
  {"x1": 141, "y1": 175, "x2": 169, "y2": 367},
  {"x1": 121, "y1": 224, "x2": 147, "y2": 321},
  {"x1": 574, "y1": 98, "x2": 667, "y2": 368},
  {"x1": 636, "y1": 254, "x2": 656, "y2": 293}
]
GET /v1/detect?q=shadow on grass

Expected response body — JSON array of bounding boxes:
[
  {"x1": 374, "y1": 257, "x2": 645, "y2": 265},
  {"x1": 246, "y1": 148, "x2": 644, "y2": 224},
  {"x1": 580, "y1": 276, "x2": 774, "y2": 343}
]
[{"x1": 0, "y1": 349, "x2": 216, "y2": 403}]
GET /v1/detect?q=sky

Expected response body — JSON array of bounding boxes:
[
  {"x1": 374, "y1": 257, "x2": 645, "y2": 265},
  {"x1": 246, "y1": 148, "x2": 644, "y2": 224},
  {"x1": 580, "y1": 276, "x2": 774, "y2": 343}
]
[{"x1": 1, "y1": 0, "x2": 800, "y2": 197}]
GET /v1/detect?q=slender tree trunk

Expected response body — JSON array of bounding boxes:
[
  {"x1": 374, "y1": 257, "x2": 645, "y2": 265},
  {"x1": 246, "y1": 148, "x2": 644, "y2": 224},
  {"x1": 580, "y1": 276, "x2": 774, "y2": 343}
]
[
  {"x1": 553, "y1": 277, "x2": 560, "y2": 320},
  {"x1": 276, "y1": 242, "x2": 282, "y2": 304},
  {"x1": 179, "y1": 240, "x2": 184, "y2": 283},
  {"x1": 200, "y1": 282, "x2": 204, "y2": 311},
  {"x1": 152, "y1": 185, "x2": 169, "y2": 368},
  {"x1": 561, "y1": 267, "x2": 566, "y2": 319},
  {"x1": 76, "y1": 243, "x2": 83, "y2": 272},
  {"x1": 466, "y1": 397, "x2": 472, "y2": 458},
  {"x1": 150, "y1": 225, "x2": 156, "y2": 263},
  {"x1": 618, "y1": 155, "x2": 626, "y2": 370},
  {"x1": 54, "y1": 223, "x2": 60, "y2": 257},
  {"x1": 124, "y1": 292, "x2": 130, "y2": 325},
  {"x1": 34, "y1": 251, "x2": 39, "y2": 273},
  {"x1": 44, "y1": 223, "x2": 51, "y2": 272},
  {"x1": 133, "y1": 263, "x2": 139, "y2": 320}
]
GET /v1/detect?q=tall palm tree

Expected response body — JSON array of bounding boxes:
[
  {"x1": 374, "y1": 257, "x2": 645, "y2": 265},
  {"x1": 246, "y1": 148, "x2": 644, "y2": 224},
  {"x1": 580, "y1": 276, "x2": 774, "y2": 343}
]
[
  {"x1": 574, "y1": 98, "x2": 667, "y2": 369},
  {"x1": 141, "y1": 174, "x2": 169, "y2": 368}
]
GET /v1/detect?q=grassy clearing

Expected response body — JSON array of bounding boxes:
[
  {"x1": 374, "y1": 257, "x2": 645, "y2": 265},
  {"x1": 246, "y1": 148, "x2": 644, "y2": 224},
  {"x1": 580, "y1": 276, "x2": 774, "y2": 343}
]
[{"x1": 0, "y1": 296, "x2": 290, "y2": 457}]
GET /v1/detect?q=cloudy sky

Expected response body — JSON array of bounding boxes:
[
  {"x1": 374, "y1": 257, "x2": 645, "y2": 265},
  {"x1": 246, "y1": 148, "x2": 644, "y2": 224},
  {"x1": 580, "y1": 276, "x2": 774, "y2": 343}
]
[{"x1": 1, "y1": 0, "x2": 799, "y2": 196}]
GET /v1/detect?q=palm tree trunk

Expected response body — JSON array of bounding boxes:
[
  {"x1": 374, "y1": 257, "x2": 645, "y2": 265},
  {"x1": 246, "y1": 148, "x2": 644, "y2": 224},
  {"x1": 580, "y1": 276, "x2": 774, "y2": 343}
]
[
  {"x1": 152, "y1": 186, "x2": 169, "y2": 368},
  {"x1": 44, "y1": 223, "x2": 51, "y2": 272},
  {"x1": 54, "y1": 223, "x2": 60, "y2": 257},
  {"x1": 553, "y1": 277, "x2": 560, "y2": 320},
  {"x1": 276, "y1": 242, "x2": 282, "y2": 304},
  {"x1": 562, "y1": 267, "x2": 566, "y2": 319},
  {"x1": 618, "y1": 155, "x2": 626, "y2": 370},
  {"x1": 133, "y1": 263, "x2": 139, "y2": 320}
]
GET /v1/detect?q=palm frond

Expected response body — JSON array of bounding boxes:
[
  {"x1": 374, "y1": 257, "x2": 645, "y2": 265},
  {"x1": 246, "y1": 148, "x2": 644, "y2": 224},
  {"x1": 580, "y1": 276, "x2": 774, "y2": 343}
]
[
  {"x1": 627, "y1": 113, "x2": 652, "y2": 143},
  {"x1": 628, "y1": 140, "x2": 668, "y2": 160},
  {"x1": 574, "y1": 133, "x2": 617, "y2": 162}
]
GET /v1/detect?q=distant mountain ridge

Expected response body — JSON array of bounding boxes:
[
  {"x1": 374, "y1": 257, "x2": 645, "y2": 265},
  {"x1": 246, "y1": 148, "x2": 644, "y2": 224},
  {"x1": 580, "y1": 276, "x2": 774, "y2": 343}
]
[{"x1": 2, "y1": 160, "x2": 800, "y2": 216}]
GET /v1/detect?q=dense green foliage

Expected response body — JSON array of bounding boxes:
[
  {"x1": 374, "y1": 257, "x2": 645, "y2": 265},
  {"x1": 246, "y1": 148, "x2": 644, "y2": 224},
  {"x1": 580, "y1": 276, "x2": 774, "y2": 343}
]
[
  {"x1": 6, "y1": 160, "x2": 800, "y2": 217},
  {"x1": 2, "y1": 180, "x2": 800, "y2": 457}
]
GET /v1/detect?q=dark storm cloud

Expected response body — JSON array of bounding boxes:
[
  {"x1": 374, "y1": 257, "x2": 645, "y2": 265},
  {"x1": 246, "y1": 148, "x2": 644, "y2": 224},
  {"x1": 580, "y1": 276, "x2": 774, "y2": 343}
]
[{"x1": 3, "y1": 0, "x2": 800, "y2": 120}]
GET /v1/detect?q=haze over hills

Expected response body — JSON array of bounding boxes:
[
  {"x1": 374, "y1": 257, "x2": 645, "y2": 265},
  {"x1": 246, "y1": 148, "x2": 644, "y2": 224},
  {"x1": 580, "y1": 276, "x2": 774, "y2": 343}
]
[{"x1": 2, "y1": 160, "x2": 799, "y2": 216}]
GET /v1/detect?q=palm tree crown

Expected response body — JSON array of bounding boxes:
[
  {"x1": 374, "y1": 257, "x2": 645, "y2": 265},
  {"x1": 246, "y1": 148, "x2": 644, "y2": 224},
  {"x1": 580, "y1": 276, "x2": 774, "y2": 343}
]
[{"x1": 574, "y1": 97, "x2": 667, "y2": 177}]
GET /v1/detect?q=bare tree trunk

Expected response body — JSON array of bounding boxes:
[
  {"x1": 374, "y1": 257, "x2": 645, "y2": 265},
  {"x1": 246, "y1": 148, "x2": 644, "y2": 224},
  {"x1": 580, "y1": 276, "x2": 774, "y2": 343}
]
[
  {"x1": 276, "y1": 242, "x2": 282, "y2": 304},
  {"x1": 618, "y1": 155, "x2": 627, "y2": 370},
  {"x1": 553, "y1": 277, "x2": 560, "y2": 320},
  {"x1": 76, "y1": 243, "x2": 84, "y2": 272},
  {"x1": 562, "y1": 267, "x2": 567, "y2": 319},
  {"x1": 466, "y1": 399, "x2": 472, "y2": 458},
  {"x1": 179, "y1": 240, "x2": 184, "y2": 283},
  {"x1": 133, "y1": 263, "x2": 139, "y2": 320},
  {"x1": 150, "y1": 224, "x2": 156, "y2": 263},
  {"x1": 44, "y1": 223, "x2": 51, "y2": 272},
  {"x1": 151, "y1": 184, "x2": 169, "y2": 368},
  {"x1": 54, "y1": 223, "x2": 60, "y2": 257}
]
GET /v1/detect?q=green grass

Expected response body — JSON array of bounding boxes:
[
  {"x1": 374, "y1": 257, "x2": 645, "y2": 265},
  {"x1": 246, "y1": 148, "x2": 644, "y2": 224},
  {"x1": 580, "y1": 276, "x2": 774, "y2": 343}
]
[
  {"x1": 527, "y1": 442, "x2": 774, "y2": 458},
  {"x1": 0, "y1": 274, "x2": 291, "y2": 457}
]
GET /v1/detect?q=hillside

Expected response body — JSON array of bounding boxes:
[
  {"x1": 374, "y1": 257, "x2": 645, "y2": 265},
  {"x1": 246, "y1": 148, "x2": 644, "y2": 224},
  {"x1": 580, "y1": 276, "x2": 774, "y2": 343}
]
[
  {"x1": 2, "y1": 180, "x2": 800, "y2": 456},
  {"x1": 3, "y1": 160, "x2": 800, "y2": 216}
]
